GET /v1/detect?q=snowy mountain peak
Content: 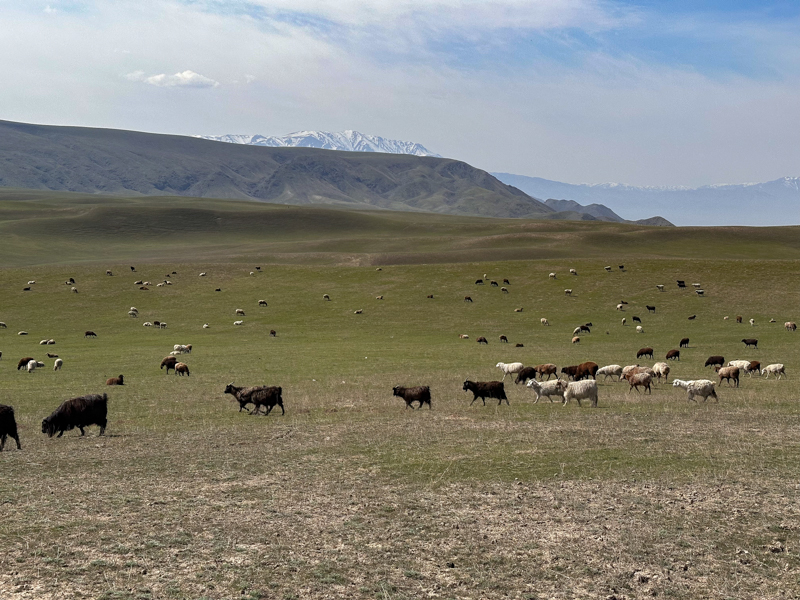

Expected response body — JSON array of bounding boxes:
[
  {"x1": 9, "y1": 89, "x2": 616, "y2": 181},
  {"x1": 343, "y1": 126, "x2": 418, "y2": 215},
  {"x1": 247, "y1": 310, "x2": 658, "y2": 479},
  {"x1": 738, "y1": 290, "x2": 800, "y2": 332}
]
[{"x1": 196, "y1": 130, "x2": 441, "y2": 158}]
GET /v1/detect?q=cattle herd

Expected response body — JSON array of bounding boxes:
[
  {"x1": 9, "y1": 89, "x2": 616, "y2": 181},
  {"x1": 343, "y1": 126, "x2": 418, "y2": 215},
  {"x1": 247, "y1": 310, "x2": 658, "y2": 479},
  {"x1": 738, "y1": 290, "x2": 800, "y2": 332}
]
[{"x1": 0, "y1": 265, "x2": 794, "y2": 451}]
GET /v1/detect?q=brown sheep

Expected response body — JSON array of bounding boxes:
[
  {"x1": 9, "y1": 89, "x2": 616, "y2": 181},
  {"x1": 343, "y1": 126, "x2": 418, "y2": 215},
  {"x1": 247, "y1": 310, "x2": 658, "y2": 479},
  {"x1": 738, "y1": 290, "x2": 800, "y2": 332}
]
[
  {"x1": 499, "y1": 335, "x2": 508, "y2": 343},
  {"x1": 160, "y1": 356, "x2": 178, "y2": 373},
  {"x1": 106, "y1": 375, "x2": 124, "y2": 386},
  {"x1": 680, "y1": 337, "x2": 690, "y2": 348},
  {"x1": 16, "y1": 357, "x2": 35, "y2": 371},
  {"x1": 637, "y1": 347, "x2": 654, "y2": 359},
  {"x1": 715, "y1": 366, "x2": 739, "y2": 387},
  {"x1": 392, "y1": 386, "x2": 432, "y2": 409},
  {"x1": 476, "y1": 336, "x2": 488, "y2": 344},
  {"x1": 175, "y1": 363, "x2": 190, "y2": 376},
  {"x1": 666, "y1": 349, "x2": 680, "y2": 361},
  {"x1": 535, "y1": 364, "x2": 558, "y2": 380}
]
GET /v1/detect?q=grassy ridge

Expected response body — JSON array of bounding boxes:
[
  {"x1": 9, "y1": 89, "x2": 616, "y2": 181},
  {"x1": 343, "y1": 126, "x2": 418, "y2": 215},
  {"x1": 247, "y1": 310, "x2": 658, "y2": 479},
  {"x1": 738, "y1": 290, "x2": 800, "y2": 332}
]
[{"x1": 0, "y1": 202, "x2": 799, "y2": 598}]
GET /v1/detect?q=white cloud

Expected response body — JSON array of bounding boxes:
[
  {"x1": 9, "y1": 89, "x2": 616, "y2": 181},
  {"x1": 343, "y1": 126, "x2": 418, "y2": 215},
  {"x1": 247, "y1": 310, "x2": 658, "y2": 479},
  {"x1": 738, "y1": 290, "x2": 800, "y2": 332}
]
[{"x1": 126, "y1": 69, "x2": 220, "y2": 88}]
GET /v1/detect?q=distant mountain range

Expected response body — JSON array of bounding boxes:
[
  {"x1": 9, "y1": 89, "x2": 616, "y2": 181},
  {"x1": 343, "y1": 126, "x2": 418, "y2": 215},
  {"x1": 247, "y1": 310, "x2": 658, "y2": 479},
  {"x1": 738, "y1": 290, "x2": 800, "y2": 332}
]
[
  {"x1": 493, "y1": 173, "x2": 799, "y2": 227},
  {"x1": 197, "y1": 130, "x2": 441, "y2": 158}
]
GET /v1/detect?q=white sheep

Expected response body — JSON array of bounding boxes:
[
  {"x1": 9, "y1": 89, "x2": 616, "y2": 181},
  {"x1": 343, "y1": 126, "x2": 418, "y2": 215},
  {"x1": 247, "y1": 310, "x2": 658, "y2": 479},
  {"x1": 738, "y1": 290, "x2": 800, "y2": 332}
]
[
  {"x1": 728, "y1": 360, "x2": 752, "y2": 372},
  {"x1": 158, "y1": 322, "x2": 167, "y2": 329},
  {"x1": 596, "y1": 365, "x2": 623, "y2": 381},
  {"x1": 656, "y1": 284, "x2": 664, "y2": 291},
  {"x1": 526, "y1": 378, "x2": 567, "y2": 403},
  {"x1": 672, "y1": 379, "x2": 718, "y2": 402},
  {"x1": 695, "y1": 289, "x2": 704, "y2": 296},
  {"x1": 258, "y1": 300, "x2": 268, "y2": 306},
  {"x1": 572, "y1": 326, "x2": 582, "y2": 336},
  {"x1": 170, "y1": 350, "x2": 182, "y2": 356},
  {"x1": 143, "y1": 322, "x2": 153, "y2": 327},
  {"x1": 762, "y1": 364, "x2": 786, "y2": 379},
  {"x1": 562, "y1": 380, "x2": 598, "y2": 407},
  {"x1": 565, "y1": 289, "x2": 572, "y2": 296},
  {"x1": 18, "y1": 331, "x2": 27, "y2": 335},
  {"x1": 569, "y1": 268, "x2": 577, "y2": 275},
  {"x1": 496, "y1": 362, "x2": 525, "y2": 381},
  {"x1": 621, "y1": 318, "x2": 626, "y2": 326},
  {"x1": 0, "y1": 322, "x2": 6, "y2": 328},
  {"x1": 459, "y1": 334, "x2": 469, "y2": 339},
  {"x1": 354, "y1": 309, "x2": 363, "y2": 314},
  {"x1": 128, "y1": 310, "x2": 138, "y2": 317},
  {"x1": 71, "y1": 286, "x2": 78, "y2": 293},
  {"x1": 692, "y1": 283, "x2": 701, "y2": 288},
  {"x1": 749, "y1": 318, "x2": 755, "y2": 326},
  {"x1": 235, "y1": 309, "x2": 246, "y2": 316},
  {"x1": 250, "y1": 271, "x2": 255, "y2": 276},
  {"x1": 199, "y1": 272, "x2": 207, "y2": 277},
  {"x1": 323, "y1": 294, "x2": 330, "y2": 301},
  {"x1": 39, "y1": 339, "x2": 49, "y2": 345},
  {"x1": 540, "y1": 318, "x2": 549, "y2": 326},
  {"x1": 130, "y1": 307, "x2": 138, "y2": 312},
  {"x1": 27, "y1": 359, "x2": 37, "y2": 373},
  {"x1": 53, "y1": 358, "x2": 63, "y2": 371},
  {"x1": 27, "y1": 280, "x2": 36, "y2": 285},
  {"x1": 622, "y1": 365, "x2": 641, "y2": 378},
  {"x1": 156, "y1": 283, "x2": 165, "y2": 287},
  {"x1": 233, "y1": 320, "x2": 244, "y2": 326},
  {"x1": 549, "y1": 272, "x2": 556, "y2": 279},
  {"x1": 617, "y1": 303, "x2": 625, "y2": 311},
  {"x1": 604, "y1": 266, "x2": 612, "y2": 272},
  {"x1": 652, "y1": 362, "x2": 670, "y2": 383},
  {"x1": 203, "y1": 323, "x2": 210, "y2": 329},
  {"x1": 636, "y1": 325, "x2": 643, "y2": 333}
]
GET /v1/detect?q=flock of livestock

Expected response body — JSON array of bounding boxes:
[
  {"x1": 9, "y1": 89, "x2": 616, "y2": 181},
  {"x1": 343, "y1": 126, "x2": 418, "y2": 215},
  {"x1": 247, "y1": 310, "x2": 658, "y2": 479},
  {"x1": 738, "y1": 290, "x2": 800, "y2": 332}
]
[{"x1": 0, "y1": 264, "x2": 795, "y2": 452}]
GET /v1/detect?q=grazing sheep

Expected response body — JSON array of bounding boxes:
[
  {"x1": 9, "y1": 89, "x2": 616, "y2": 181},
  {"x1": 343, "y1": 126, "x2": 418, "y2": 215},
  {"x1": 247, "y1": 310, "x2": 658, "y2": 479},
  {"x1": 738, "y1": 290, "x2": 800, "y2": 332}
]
[
  {"x1": 785, "y1": 322, "x2": 797, "y2": 332},
  {"x1": 501, "y1": 287, "x2": 509, "y2": 293},
  {"x1": 715, "y1": 366, "x2": 739, "y2": 387},
  {"x1": 680, "y1": 338, "x2": 690, "y2": 348},
  {"x1": 666, "y1": 349, "x2": 680, "y2": 361},
  {"x1": 526, "y1": 378, "x2": 567, "y2": 403},
  {"x1": 39, "y1": 339, "x2": 49, "y2": 345},
  {"x1": 672, "y1": 379, "x2": 718, "y2": 403},
  {"x1": 464, "y1": 296, "x2": 473, "y2": 303},
  {"x1": 354, "y1": 309, "x2": 363, "y2": 314},
  {"x1": 199, "y1": 272, "x2": 207, "y2": 277},
  {"x1": 646, "y1": 305, "x2": 656, "y2": 313},
  {"x1": 106, "y1": 375, "x2": 124, "y2": 386},
  {"x1": 477, "y1": 337, "x2": 488, "y2": 345},
  {"x1": 46, "y1": 352, "x2": 58, "y2": 358},
  {"x1": 173, "y1": 344, "x2": 192, "y2": 354},
  {"x1": 392, "y1": 386, "x2": 432, "y2": 409},
  {"x1": 233, "y1": 320, "x2": 244, "y2": 326},
  {"x1": 158, "y1": 322, "x2": 167, "y2": 329},
  {"x1": 597, "y1": 365, "x2": 623, "y2": 381},
  {"x1": 22, "y1": 287, "x2": 30, "y2": 291},
  {"x1": 70, "y1": 287, "x2": 78, "y2": 293},
  {"x1": 635, "y1": 326, "x2": 643, "y2": 334},
  {"x1": 604, "y1": 266, "x2": 612, "y2": 272},
  {"x1": 572, "y1": 326, "x2": 582, "y2": 336},
  {"x1": 571, "y1": 336, "x2": 580, "y2": 344},
  {"x1": 235, "y1": 309, "x2": 246, "y2": 316},
  {"x1": 616, "y1": 304, "x2": 625, "y2": 311},
  {"x1": 202, "y1": 323, "x2": 209, "y2": 329},
  {"x1": 376, "y1": 295, "x2": 384, "y2": 300},
  {"x1": 143, "y1": 322, "x2": 153, "y2": 327},
  {"x1": 769, "y1": 318, "x2": 775, "y2": 323},
  {"x1": 735, "y1": 315, "x2": 743, "y2": 323},
  {"x1": 728, "y1": 360, "x2": 751, "y2": 372},
  {"x1": 463, "y1": 380, "x2": 508, "y2": 406},
  {"x1": 0, "y1": 404, "x2": 21, "y2": 451},
  {"x1": 564, "y1": 289, "x2": 572, "y2": 296},
  {"x1": 41, "y1": 393, "x2": 108, "y2": 437},
  {"x1": 17, "y1": 357, "x2": 35, "y2": 370},
  {"x1": 47, "y1": 339, "x2": 55, "y2": 345},
  {"x1": 496, "y1": 362, "x2": 524, "y2": 381},
  {"x1": 676, "y1": 280, "x2": 686, "y2": 288},
  {"x1": 53, "y1": 358, "x2": 63, "y2": 371},
  {"x1": 515, "y1": 343, "x2": 524, "y2": 347},
  {"x1": 130, "y1": 266, "x2": 136, "y2": 272},
  {"x1": 18, "y1": 331, "x2": 27, "y2": 336},
  {"x1": 749, "y1": 318, "x2": 755, "y2": 326},
  {"x1": 536, "y1": 364, "x2": 558, "y2": 380},
  {"x1": 26, "y1": 360, "x2": 37, "y2": 373},
  {"x1": 250, "y1": 272, "x2": 255, "y2": 276},
  {"x1": 625, "y1": 372, "x2": 652, "y2": 394},
  {"x1": 459, "y1": 334, "x2": 469, "y2": 339},
  {"x1": 156, "y1": 283, "x2": 165, "y2": 287},
  {"x1": 619, "y1": 265, "x2": 625, "y2": 270},
  {"x1": 270, "y1": 330, "x2": 277, "y2": 337},
  {"x1": 705, "y1": 355, "x2": 725, "y2": 368},
  {"x1": 576, "y1": 361, "x2": 599, "y2": 380},
  {"x1": 549, "y1": 272, "x2": 556, "y2": 279},
  {"x1": 540, "y1": 318, "x2": 549, "y2": 325},
  {"x1": 656, "y1": 285, "x2": 664, "y2": 291},
  {"x1": 160, "y1": 356, "x2": 178, "y2": 373},
  {"x1": 514, "y1": 366, "x2": 538, "y2": 385},
  {"x1": 323, "y1": 294, "x2": 330, "y2": 301},
  {"x1": 724, "y1": 316, "x2": 729, "y2": 320},
  {"x1": 170, "y1": 350, "x2": 182, "y2": 356},
  {"x1": 175, "y1": 363, "x2": 190, "y2": 376},
  {"x1": 490, "y1": 280, "x2": 498, "y2": 287},
  {"x1": 620, "y1": 300, "x2": 628, "y2": 305},
  {"x1": 85, "y1": 331, "x2": 97, "y2": 338},
  {"x1": 134, "y1": 280, "x2": 143, "y2": 285},
  {"x1": 376, "y1": 268, "x2": 382, "y2": 271},
  {"x1": 514, "y1": 308, "x2": 523, "y2": 312},
  {"x1": 742, "y1": 338, "x2": 758, "y2": 348},
  {"x1": 570, "y1": 268, "x2": 577, "y2": 275},
  {"x1": 128, "y1": 310, "x2": 138, "y2": 318},
  {"x1": 224, "y1": 383, "x2": 284, "y2": 415},
  {"x1": 499, "y1": 335, "x2": 508, "y2": 343},
  {"x1": 637, "y1": 347, "x2": 654, "y2": 359},
  {"x1": 745, "y1": 361, "x2": 761, "y2": 377},
  {"x1": 652, "y1": 362, "x2": 670, "y2": 383},
  {"x1": 763, "y1": 364, "x2": 786, "y2": 379},
  {"x1": 215, "y1": 288, "x2": 221, "y2": 292},
  {"x1": 688, "y1": 315, "x2": 697, "y2": 320},
  {"x1": 621, "y1": 318, "x2": 627, "y2": 326},
  {"x1": 694, "y1": 289, "x2": 705, "y2": 296},
  {"x1": 503, "y1": 278, "x2": 510, "y2": 285},
  {"x1": 258, "y1": 300, "x2": 268, "y2": 306},
  {"x1": 562, "y1": 380, "x2": 598, "y2": 407},
  {"x1": 427, "y1": 295, "x2": 435, "y2": 299},
  {"x1": 692, "y1": 283, "x2": 701, "y2": 288},
  {"x1": 0, "y1": 322, "x2": 6, "y2": 328}
]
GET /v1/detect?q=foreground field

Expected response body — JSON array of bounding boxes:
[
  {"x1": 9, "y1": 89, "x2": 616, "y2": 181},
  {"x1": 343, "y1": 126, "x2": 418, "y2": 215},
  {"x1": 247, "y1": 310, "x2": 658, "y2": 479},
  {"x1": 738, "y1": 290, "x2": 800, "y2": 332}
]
[{"x1": 1, "y1": 233, "x2": 799, "y2": 598}]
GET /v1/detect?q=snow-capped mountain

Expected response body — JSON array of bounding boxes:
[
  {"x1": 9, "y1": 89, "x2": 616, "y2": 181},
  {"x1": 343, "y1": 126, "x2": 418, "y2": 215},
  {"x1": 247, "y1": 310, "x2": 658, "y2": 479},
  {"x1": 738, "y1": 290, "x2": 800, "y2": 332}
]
[
  {"x1": 196, "y1": 130, "x2": 441, "y2": 157},
  {"x1": 493, "y1": 173, "x2": 800, "y2": 226}
]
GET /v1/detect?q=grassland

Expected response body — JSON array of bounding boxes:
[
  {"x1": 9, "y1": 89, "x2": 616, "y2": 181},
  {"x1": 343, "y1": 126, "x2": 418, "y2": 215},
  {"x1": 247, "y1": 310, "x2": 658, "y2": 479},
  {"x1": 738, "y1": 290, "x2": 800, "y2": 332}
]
[{"x1": 0, "y1": 194, "x2": 799, "y2": 599}]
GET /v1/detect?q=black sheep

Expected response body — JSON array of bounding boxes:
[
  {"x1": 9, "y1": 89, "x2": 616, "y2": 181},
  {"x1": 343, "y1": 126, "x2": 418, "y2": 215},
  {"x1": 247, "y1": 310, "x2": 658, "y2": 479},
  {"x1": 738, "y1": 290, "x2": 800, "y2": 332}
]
[
  {"x1": 392, "y1": 386, "x2": 432, "y2": 409},
  {"x1": 462, "y1": 380, "x2": 508, "y2": 406},
  {"x1": 224, "y1": 383, "x2": 284, "y2": 415},
  {"x1": 0, "y1": 404, "x2": 21, "y2": 451},
  {"x1": 42, "y1": 394, "x2": 108, "y2": 437},
  {"x1": 514, "y1": 366, "x2": 538, "y2": 385}
]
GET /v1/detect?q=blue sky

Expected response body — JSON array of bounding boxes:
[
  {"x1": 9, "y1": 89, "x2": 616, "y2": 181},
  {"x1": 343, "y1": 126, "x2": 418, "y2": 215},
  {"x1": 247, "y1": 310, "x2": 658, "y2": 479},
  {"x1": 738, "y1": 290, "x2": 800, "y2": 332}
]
[{"x1": 0, "y1": 0, "x2": 798, "y2": 186}]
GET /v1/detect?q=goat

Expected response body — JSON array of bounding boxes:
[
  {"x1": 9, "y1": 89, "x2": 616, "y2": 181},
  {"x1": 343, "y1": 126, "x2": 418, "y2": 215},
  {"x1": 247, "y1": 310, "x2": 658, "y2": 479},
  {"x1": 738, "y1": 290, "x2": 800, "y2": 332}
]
[
  {"x1": 392, "y1": 386, "x2": 432, "y2": 409},
  {"x1": 463, "y1": 380, "x2": 508, "y2": 406},
  {"x1": 42, "y1": 394, "x2": 108, "y2": 437},
  {"x1": 526, "y1": 378, "x2": 567, "y2": 403}
]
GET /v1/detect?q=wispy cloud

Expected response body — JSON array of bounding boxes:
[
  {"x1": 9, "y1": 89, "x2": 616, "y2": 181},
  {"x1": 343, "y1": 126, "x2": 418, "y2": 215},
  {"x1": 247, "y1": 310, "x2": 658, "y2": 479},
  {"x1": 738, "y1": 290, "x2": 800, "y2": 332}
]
[{"x1": 126, "y1": 69, "x2": 220, "y2": 88}]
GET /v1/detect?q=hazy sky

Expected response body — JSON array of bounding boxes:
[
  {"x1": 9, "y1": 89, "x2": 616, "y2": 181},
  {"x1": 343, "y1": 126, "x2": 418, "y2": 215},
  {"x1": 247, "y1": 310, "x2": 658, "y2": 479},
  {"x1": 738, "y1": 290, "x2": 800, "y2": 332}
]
[{"x1": 1, "y1": 0, "x2": 799, "y2": 186}]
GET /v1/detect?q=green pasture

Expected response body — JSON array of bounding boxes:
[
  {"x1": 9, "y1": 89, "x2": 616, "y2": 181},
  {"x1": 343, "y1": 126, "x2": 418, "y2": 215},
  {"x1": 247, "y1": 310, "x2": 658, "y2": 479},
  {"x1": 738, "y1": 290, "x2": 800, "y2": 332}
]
[{"x1": 0, "y1": 194, "x2": 799, "y2": 599}]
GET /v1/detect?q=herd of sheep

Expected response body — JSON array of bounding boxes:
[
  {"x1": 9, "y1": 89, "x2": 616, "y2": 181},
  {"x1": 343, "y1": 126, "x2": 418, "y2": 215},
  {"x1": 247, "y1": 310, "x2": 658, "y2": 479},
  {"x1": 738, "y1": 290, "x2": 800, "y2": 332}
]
[{"x1": 0, "y1": 263, "x2": 794, "y2": 452}]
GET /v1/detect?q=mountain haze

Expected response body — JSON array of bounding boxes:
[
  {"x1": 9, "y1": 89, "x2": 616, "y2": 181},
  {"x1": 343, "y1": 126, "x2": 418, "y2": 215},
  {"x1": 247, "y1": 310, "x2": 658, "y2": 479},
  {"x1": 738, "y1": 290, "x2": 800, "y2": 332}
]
[
  {"x1": 197, "y1": 130, "x2": 441, "y2": 157},
  {"x1": 0, "y1": 120, "x2": 551, "y2": 219}
]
